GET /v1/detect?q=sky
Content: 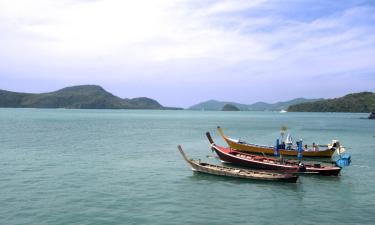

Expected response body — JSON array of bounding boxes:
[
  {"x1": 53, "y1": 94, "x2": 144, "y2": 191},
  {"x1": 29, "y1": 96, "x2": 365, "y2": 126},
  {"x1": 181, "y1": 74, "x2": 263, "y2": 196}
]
[{"x1": 0, "y1": 0, "x2": 375, "y2": 107}]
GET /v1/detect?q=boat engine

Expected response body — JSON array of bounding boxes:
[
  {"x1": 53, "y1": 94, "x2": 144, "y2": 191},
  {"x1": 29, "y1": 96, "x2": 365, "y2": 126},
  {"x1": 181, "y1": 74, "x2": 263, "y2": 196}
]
[
  {"x1": 298, "y1": 162, "x2": 306, "y2": 172},
  {"x1": 336, "y1": 153, "x2": 351, "y2": 168}
]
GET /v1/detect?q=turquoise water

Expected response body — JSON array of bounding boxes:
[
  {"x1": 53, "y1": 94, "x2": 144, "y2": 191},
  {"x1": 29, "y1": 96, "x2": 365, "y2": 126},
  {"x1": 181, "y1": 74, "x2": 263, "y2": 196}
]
[{"x1": 1, "y1": 109, "x2": 374, "y2": 225}]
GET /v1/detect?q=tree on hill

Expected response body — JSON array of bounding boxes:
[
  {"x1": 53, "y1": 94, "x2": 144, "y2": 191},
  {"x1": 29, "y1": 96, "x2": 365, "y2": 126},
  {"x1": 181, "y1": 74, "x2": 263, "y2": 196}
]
[
  {"x1": 287, "y1": 92, "x2": 375, "y2": 112},
  {"x1": 222, "y1": 104, "x2": 240, "y2": 111}
]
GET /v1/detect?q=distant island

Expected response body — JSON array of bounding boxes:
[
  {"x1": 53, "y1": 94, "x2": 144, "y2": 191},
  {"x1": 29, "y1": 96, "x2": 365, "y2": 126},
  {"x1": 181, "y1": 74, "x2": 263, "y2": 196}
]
[
  {"x1": 222, "y1": 104, "x2": 240, "y2": 111},
  {"x1": 188, "y1": 98, "x2": 322, "y2": 111},
  {"x1": 188, "y1": 92, "x2": 375, "y2": 112},
  {"x1": 0, "y1": 85, "x2": 181, "y2": 110},
  {"x1": 2, "y1": 85, "x2": 374, "y2": 112},
  {"x1": 288, "y1": 92, "x2": 375, "y2": 112}
]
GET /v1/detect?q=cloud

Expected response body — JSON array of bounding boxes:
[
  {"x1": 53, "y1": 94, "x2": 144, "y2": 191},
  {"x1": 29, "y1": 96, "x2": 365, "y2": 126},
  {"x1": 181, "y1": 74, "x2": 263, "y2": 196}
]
[{"x1": 0, "y1": 0, "x2": 374, "y2": 106}]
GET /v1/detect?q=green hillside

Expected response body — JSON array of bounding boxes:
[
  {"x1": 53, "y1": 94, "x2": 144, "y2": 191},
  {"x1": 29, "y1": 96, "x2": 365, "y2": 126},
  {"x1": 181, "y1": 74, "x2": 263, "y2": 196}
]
[
  {"x1": 0, "y1": 85, "x2": 177, "y2": 109},
  {"x1": 222, "y1": 104, "x2": 240, "y2": 111},
  {"x1": 287, "y1": 92, "x2": 375, "y2": 112}
]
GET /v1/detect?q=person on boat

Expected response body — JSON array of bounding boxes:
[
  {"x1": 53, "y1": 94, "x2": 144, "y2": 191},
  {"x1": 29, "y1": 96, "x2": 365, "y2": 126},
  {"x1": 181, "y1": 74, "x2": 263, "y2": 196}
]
[
  {"x1": 312, "y1": 142, "x2": 319, "y2": 151},
  {"x1": 304, "y1": 144, "x2": 308, "y2": 151},
  {"x1": 285, "y1": 133, "x2": 293, "y2": 149},
  {"x1": 296, "y1": 140, "x2": 300, "y2": 150},
  {"x1": 280, "y1": 141, "x2": 286, "y2": 150}
]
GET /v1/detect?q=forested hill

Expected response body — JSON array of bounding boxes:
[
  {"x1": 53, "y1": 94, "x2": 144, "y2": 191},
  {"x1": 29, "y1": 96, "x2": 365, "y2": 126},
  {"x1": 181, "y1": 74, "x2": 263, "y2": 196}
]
[
  {"x1": 287, "y1": 92, "x2": 375, "y2": 112},
  {"x1": 0, "y1": 85, "x2": 179, "y2": 110}
]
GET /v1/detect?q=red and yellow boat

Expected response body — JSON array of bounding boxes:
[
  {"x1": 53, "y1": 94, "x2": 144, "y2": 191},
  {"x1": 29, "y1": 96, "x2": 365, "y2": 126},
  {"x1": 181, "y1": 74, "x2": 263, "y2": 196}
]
[{"x1": 217, "y1": 126, "x2": 338, "y2": 158}]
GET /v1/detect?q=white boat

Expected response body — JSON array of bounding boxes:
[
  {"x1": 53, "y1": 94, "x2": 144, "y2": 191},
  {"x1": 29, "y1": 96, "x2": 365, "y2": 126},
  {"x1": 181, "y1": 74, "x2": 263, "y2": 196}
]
[{"x1": 280, "y1": 110, "x2": 287, "y2": 113}]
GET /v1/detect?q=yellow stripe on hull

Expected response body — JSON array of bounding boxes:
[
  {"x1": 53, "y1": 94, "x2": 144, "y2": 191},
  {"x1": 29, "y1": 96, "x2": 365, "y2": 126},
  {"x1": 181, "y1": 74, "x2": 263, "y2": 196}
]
[{"x1": 217, "y1": 127, "x2": 335, "y2": 158}]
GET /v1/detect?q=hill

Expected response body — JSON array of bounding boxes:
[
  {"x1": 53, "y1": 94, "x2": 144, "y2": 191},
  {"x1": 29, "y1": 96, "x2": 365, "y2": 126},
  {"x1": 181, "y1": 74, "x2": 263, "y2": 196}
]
[
  {"x1": 222, "y1": 104, "x2": 240, "y2": 111},
  {"x1": 0, "y1": 85, "x2": 179, "y2": 110},
  {"x1": 287, "y1": 92, "x2": 375, "y2": 112},
  {"x1": 188, "y1": 100, "x2": 250, "y2": 111},
  {"x1": 188, "y1": 98, "x2": 321, "y2": 111}
]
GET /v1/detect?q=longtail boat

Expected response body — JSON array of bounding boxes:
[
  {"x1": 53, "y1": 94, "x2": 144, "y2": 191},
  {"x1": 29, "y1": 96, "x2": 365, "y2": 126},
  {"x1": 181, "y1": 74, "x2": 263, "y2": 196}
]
[
  {"x1": 206, "y1": 132, "x2": 341, "y2": 176},
  {"x1": 217, "y1": 126, "x2": 338, "y2": 158},
  {"x1": 177, "y1": 145, "x2": 299, "y2": 183}
]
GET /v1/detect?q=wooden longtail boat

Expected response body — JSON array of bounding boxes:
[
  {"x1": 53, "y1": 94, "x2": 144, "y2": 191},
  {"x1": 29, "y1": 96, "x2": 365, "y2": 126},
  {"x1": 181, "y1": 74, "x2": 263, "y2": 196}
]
[
  {"x1": 177, "y1": 145, "x2": 299, "y2": 183},
  {"x1": 207, "y1": 132, "x2": 341, "y2": 176},
  {"x1": 217, "y1": 126, "x2": 336, "y2": 158}
]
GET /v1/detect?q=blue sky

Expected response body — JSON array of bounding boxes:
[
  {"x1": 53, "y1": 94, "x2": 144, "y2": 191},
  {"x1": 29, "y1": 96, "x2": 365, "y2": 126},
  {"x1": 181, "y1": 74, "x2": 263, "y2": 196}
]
[{"x1": 0, "y1": 0, "x2": 374, "y2": 107}]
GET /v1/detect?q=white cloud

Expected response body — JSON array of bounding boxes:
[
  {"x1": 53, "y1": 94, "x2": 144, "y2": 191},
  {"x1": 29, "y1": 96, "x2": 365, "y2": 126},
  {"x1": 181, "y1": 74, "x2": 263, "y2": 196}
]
[
  {"x1": 0, "y1": 0, "x2": 277, "y2": 62},
  {"x1": 0, "y1": 0, "x2": 374, "y2": 106},
  {"x1": 202, "y1": 0, "x2": 266, "y2": 15}
]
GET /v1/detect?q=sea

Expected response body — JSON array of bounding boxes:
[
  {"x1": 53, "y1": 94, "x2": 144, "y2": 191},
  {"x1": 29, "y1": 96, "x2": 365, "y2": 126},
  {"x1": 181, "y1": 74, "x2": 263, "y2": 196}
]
[{"x1": 1, "y1": 109, "x2": 374, "y2": 225}]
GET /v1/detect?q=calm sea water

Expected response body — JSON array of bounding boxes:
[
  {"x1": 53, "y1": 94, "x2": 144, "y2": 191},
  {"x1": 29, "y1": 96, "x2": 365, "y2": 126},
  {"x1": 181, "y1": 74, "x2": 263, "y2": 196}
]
[{"x1": 1, "y1": 109, "x2": 374, "y2": 225}]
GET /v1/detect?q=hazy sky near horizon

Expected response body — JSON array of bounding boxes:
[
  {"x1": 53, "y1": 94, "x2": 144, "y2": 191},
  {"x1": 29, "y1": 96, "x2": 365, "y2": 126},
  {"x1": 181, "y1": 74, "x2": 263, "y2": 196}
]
[{"x1": 1, "y1": 0, "x2": 375, "y2": 107}]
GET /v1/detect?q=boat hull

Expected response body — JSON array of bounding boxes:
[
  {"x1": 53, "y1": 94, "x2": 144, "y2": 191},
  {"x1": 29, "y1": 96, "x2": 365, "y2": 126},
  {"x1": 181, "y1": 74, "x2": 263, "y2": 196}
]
[
  {"x1": 212, "y1": 144, "x2": 341, "y2": 176},
  {"x1": 189, "y1": 161, "x2": 298, "y2": 183},
  {"x1": 213, "y1": 145, "x2": 298, "y2": 171},
  {"x1": 178, "y1": 145, "x2": 298, "y2": 183},
  {"x1": 305, "y1": 167, "x2": 341, "y2": 176},
  {"x1": 218, "y1": 127, "x2": 335, "y2": 158}
]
